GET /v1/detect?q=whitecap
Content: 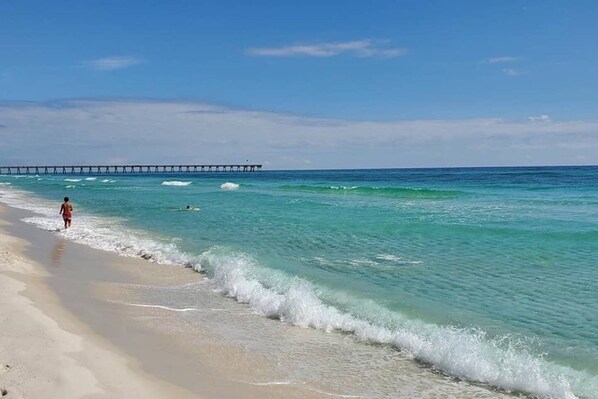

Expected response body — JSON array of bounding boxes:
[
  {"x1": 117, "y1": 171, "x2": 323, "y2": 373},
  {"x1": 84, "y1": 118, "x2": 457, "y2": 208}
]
[
  {"x1": 162, "y1": 181, "x2": 191, "y2": 186},
  {"x1": 64, "y1": 178, "x2": 82, "y2": 182},
  {"x1": 84, "y1": 177, "x2": 97, "y2": 181},
  {"x1": 220, "y1": 182, "x2": 239, "y2": 190}
]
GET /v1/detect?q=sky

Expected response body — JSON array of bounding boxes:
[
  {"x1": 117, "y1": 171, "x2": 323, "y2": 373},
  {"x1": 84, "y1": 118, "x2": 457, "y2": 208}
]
[{"x1": 1, "y1": 0, "x2": 597, "y2": 169}]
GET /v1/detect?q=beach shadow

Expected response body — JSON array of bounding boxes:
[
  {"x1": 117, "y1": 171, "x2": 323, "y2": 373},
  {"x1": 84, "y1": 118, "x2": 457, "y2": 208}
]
[{"x1": 51, "y1": 238, "x2": 66, "y2": 267}]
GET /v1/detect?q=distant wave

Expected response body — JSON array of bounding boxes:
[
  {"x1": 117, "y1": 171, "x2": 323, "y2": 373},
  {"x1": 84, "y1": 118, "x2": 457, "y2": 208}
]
[
  {"x1": 277, "y1": 184, "x2": 465, "y2": 199},
  {"x1": 220, "y1": 182, "x2": 239, "y2": 190},
  {"x1": 84, "y1": 177, "x2": 97, "y2": 181},
  {"x1": 64, "y1": 178, "x2": 82, "y2": 182},
  {"x1": 0, "y1": 185, "x2": 592, "y2": 399},
  {"x1": 161, "y1": 181, "x2": 191, "y2": 186}
]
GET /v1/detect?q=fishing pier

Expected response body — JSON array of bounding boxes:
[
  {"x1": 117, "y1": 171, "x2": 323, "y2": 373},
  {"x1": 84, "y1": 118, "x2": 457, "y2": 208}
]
[{"x1": 0, "y1": 164, "x2": 262, "y2": 175}]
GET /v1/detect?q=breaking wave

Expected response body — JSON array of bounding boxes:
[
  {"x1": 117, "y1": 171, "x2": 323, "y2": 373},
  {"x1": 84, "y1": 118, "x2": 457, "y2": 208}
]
[
  {"x1": 162, "y1": 181, "x2": 192, "y2": 186},
  {"x1": 220, "y1": 182, "x2": 240, "y2": 190}
]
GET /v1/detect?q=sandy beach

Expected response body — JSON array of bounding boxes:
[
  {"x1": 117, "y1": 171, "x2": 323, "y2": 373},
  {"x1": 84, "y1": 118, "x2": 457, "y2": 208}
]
[
  {"x1": 0, "y1": 204, "x2": 334, "y2": 399},
  {"x1": 0, "y1": 206, "x2": 197, "y2": 398},
  {"x1": 0, "y1": 195, "x2": 535, "y2": 399}
]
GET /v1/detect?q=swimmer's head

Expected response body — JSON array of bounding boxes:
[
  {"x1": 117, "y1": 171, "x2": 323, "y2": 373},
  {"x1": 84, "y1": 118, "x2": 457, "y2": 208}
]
[
  {"x1": 64, "y1": 197, "x2": 69, "y2": 202},
  {"x1": 186, "y1": 205, "x2": 191, "y2": 209}
]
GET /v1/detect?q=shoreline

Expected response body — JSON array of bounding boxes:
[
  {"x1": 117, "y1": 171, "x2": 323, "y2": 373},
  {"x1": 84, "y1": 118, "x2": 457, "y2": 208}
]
[
  {"x1": 0, "y1": 199, "x2": 520, "y2": 399},
  {"x1": 0, "y1": 204, "x2": 334, "y2": 398},
  {"x1": 0, "y1": 205, "x2": 197, "y2": 398}
]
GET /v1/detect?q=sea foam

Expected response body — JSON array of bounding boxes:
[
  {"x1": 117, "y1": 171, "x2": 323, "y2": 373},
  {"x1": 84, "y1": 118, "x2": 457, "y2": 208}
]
[
  {"x1": 220, "y1": 182, "x2": 239, "y2": 190},
  {"x1": 162, "y1": 181, "x2": 191, "y2": 186}
]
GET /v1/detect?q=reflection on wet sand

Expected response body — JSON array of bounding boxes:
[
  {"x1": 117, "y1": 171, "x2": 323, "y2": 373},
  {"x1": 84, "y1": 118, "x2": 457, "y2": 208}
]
[{"x1": 51, "y1": 238, "x2": 66, "y2": 267}]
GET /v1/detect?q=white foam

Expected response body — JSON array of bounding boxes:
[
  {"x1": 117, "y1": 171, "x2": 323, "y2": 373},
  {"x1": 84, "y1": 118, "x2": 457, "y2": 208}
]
[
  {"x1": 123, "y1": 303, "x2": 200, "y2": 312},
  {"x1": 0, "y1": 186, "x2": 195, "y2": 269},
  {"x1": 64, "y1": 178, "x2": 82, "y2": 182},
  {"x1": 220, "y1": 182, "x2": 239, "y2": 190},
  {"x1": 65, "y1": 185, "x2": 76, "y2": 189},
  {"x1": 162, "y1": 181, "x2": 191, "y2": 186},
  {"x1": 84, "y1": 177, "x2": 97, "y2": 181},
  {"x1": 0, "y1": 182, "x2": 11, "y2": 185},
  {"x1": 237, "y1": 380, "x2": 294, "y2": 386},
  {"x1": 330, "y1": 186, "x2": 358, "y2": 190},
  {"x1": 375, "y1": 254, "x2": 401, "y2": 261},
  {"x1": 375, "y1": 254, "x2": 423, "y2": 264}
]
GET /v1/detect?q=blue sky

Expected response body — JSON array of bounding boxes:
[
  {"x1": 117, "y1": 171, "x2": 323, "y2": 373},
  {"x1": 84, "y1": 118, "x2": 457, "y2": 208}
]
[{"x1": 1, "y1": 1, "x2": 597, "y2": 168}]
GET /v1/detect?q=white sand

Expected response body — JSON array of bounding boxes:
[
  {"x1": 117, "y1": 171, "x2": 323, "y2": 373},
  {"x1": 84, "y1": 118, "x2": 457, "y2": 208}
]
[{"x1": 0, "y1": 213, "x2": 195, "y2": 399}]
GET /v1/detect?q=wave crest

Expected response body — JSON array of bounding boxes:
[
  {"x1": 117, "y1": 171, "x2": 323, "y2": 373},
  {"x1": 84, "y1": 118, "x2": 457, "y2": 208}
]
[
  {"x1": 220, "y1": 182, "x2": 239, "y2": 190},
  {"x1": 162, "y1": 181, "x2": 191, "y2": 186}
]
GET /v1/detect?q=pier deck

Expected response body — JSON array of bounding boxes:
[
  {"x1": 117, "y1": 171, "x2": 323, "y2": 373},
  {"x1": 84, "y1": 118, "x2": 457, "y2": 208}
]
[{"x1": 0, "y1": 164, "x2": 262, "y2": 175}]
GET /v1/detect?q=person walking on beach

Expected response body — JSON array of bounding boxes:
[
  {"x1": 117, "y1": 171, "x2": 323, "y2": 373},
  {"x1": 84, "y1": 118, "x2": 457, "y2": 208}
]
[{"x1": 60, "y1": 196, "x2": 73, "y2": 229}]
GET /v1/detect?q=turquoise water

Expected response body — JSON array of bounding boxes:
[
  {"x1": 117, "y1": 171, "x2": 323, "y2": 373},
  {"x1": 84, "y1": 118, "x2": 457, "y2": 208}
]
[{"x1": 1, "y1": 166, "x2": 597, "y2": 398}]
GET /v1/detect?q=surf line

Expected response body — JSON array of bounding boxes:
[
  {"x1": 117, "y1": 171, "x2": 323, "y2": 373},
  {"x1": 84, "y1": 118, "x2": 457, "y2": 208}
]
[{"x1": 118, "y1": 302, "x2": 201, "y2": 313}]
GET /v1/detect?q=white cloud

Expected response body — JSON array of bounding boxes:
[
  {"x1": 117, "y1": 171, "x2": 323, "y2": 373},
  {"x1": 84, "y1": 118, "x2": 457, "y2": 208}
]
[
  {"x1": 0, "y1": 100, "x2": 596, "y2": 169},
  {"x1": 486, "y1": 56, "x2": 519, "y2": 64},
  {"x1": 502, "y1": 68, "x2": 522, "y2": 76},
  {"x1": 86, "y1": 56, "x2": 144, "y2": 71},
  {"x1": 528, "y1": 114, "x2": 551, "y2": 122},
  {"x1": 246, "y1": 40, "x2": 407, "y2": 58}
]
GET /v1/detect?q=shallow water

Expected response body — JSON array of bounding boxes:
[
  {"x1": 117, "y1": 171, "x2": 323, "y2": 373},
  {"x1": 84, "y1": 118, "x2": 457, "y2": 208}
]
[{"x1": 1, "y1": 166, "x2": 597, "y2": 398}]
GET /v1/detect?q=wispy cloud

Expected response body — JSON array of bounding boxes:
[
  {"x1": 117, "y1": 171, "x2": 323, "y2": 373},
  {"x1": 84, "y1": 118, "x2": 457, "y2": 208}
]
[
  {"x1": 1, "y1": 100, "x2": 596, "y2": 168},
  {"x1": 486, "y1": 56, "x2": 519, "y2": 64},
  {"x1": 502, "y1": 68, "x2": 523, "y2": 76},
  {"x1": 528, "y1": 114, "x2": 551, "y2": 122},
  {"x1": 85, "y1": 56, "x2": 144, "y2": 71},
  {"x1": 246, "y1": 40, "x2": 407, "y2": 58}
]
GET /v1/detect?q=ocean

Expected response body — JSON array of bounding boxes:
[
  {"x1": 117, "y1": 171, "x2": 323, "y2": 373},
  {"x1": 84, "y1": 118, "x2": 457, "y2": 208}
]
[{"x1": 1, "y1": 166, "x2": 596, "y2": 398}]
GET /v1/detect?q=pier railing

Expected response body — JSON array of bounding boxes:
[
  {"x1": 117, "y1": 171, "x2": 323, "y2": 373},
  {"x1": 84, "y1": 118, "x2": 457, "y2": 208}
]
[{"x1": 0, "y1": 164, "x2": 262, "y2": 175}]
